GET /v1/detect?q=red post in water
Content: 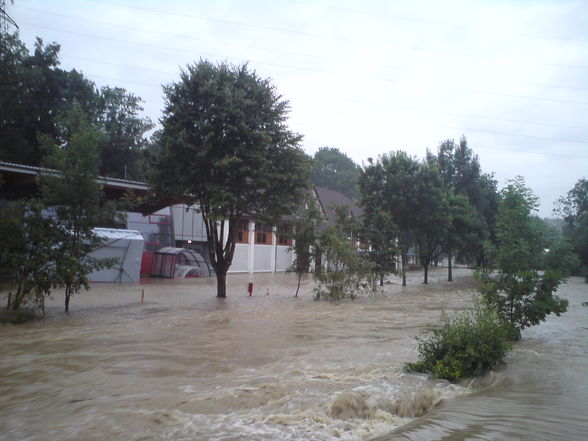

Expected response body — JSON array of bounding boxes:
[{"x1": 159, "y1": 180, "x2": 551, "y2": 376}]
[{"x1": 248, "y1": 282, "x2": 253, "y2": 296}]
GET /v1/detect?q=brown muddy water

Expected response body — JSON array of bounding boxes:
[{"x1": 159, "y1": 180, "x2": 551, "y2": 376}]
[{"x1": 0, "y1": 269, "x2": 586, "y2": 441}]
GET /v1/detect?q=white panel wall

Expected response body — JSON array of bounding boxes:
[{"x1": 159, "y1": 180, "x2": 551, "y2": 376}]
[
  {"x1": 229, "y1": 244, "x2": 250, "y2": 273},
  {"x1": 275, "y1": 246, "x2": 294, "y2": 272},
  {"x1": 253, "y1": 245, "x2": 273, "y2": 272}
]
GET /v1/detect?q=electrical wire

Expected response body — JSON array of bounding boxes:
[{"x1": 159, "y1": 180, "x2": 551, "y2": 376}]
[{"x1": 14, "y1": 4, "x2": 328, "y2": 61}]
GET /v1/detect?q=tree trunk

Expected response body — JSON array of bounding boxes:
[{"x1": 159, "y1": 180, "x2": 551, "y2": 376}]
[
  {"x1": 448, "y1": 248, "x2": 453, "y2": 282},
  {"x1": 315, "y1": 252, "x2": 322, "y2": 277},
  {"x1": 401, "y1": 254, "x2": 407, "y2": 287},
  {"x1": 295, "y1": 271, "x2": 302, "y2": 297},
  {"x1": 216, "y1": 265, "x2": 228, "y2": 298},
  {"x1": 423, "y1": 262, "x2": 429, "y2": 284},
  {"x1": 64, "y1": 284, "x2": 71, "y2": 312},
  {"x1": 379, "y1": 272, "x2": 384, "y2": 286}
]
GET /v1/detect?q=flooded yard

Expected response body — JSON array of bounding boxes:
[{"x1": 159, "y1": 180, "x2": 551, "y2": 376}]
[{"x1": 1, "y1": 269, "x2": 586, "y2": 440}]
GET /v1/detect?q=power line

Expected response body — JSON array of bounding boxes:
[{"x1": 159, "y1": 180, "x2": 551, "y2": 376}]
[
  {"x1": 429, "y1": 124, "x2": 586, "y2": 145},
  {"x1": 89, "y1": 0, "x2": 349, "y2": 42},
  {"x1": 0, "y1": 0, "x2": 19, "y2": 34},
  {"x1": 65, "y1": 55, "x2": 588, "y2": 133},
  {"x1": 420, "y1": 138, "x2": 588, "y2": 160},
  {"x1": 14, "y1": 4, "x2": 327, "y2": 61},
  {"x1": 342, "y1": 97, "x2": 588, "y2": 132},
  {"x1": 78, "y1": 67, "x2": 588, "y2": 148},
  {"x1": 444, "y1": 86, "x2": 588, "y2": 106},
  {"x1": 292, "y1": 0, "x2": 588, "y2": 45},
  {"x1": 22, "y1": 20, "x2": 588, "y2": 109},
  {"x1": 472, "y1": 144, "x2": 588, "y2": 160},
  {"x1": 14, "y1": 5, "x2": 588, "y2": 149},
  {"x1": 16, "y1": 4, "x2": 588, "y2": 95},
  {"x1": 22, "y1": 1, "x2": 588, "y2": 73},
  {"x1": 19, "y1": 21, "x2": 329, "y2": 74}
]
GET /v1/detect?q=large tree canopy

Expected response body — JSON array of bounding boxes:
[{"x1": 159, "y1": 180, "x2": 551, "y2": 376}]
[
  {"x1": 429, "y1": 137, "x2": 496, "y2": 278},
  {"x1": 313, "y1": 147, "x2": 361, "y2": 200},
  {"x1": 96, "y1": 86, "x2": 154, "y2": 181},
  {"x1": 359, "y1": 151, "x2": 420, "y2": 286},
  {"x1": 0, "y1": 33, "x2": 153, "y2": 180},
  {"x1": 0, "y1": 34, "x2": 99, "y2": 165},
  {"x1": 153, "y1": 60, "x2": 312, "y2": 297}
]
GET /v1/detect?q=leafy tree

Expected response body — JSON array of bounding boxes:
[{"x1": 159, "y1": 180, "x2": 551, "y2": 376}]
[
  {"x1": 476, "y1": 177, "x2": 574, "y2": 339},
  {"x1": 314, "y1": 208, "x2": 374, "y2": 300},
  {"x1": 445, "y1": 194, "x2": 485, "y2": 281},
  {"x1": 0, "y1": 33, "x2": 30, "y2": 162},
  {"x1": 40, "y1": 104, "x2": 120, "y2": 312},
  {"x1": 289, "y1": 194, "x2": 323, "y2": 297},
  {"x1": 313, "y1": 147, "x2": 361, "y2": 200},
  {"x1": 358, "y1": 158, "x2": 399, "y2": 286},
  {"x1": 359, "y1": 152, "x2": 420, "y2": 286},
  {"x1": 556, "y1": 178, "x2": 588, "y2": 278},
  {"x1": 96, "y1": 86, "x2": 154, "y2": 180},
  {"x1": 362, "y1": 210, "x2": 399, "y2": 288},
  {"x1": 0, "y1": 200, "x2": 59, "y2": 317},
  {"x1": 413, "y1": 160, "x2": 451, "y2": 284},
  {"x1": 430, "y1": 137, "x2": 496, "y2": 278},
  {"x1": 0, "y1": 33, "x2": 152, "y2": 181},
  {"x1": 153, "y1": 60, "x2": 312, "y2": 298},
  {"x1": 0, "y1": 33, "x2": 100, "y2": 166}
]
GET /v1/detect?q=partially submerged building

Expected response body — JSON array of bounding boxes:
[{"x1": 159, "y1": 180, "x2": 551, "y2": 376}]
[{"x1": 1, "y1": 160, "x2": 364, "y2": 279}]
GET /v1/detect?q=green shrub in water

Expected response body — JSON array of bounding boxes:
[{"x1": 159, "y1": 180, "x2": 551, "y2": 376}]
[
  {"x1": 405, "y1": 300, "x2": 513, "y2": 382},
  {"x1": 0, "y1": 307, "x2": 40, "y2": 324}
]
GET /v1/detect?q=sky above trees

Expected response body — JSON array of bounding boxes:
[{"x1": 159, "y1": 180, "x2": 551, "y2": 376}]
[{"x1": 7, "y1": 0, "x2": 588, "y2": 217}]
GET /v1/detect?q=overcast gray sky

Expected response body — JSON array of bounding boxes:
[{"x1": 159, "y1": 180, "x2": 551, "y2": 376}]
[{"x1": 8, "y1": 0, "x2": 588, "y2": 217}]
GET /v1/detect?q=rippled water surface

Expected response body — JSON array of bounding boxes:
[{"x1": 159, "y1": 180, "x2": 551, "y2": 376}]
[{"x1": 1, "y1": 269, "x2": 586, "y2": 440}]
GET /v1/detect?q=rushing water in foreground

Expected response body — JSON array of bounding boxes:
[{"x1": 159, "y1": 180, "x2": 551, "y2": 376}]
[{"x1": 0, "y1": 269, "x2": 586, "y2": 441}]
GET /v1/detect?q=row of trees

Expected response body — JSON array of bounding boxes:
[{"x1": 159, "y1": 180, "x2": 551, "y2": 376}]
[{"x1": 359, "y1": 138, "x2": 496, "y2": 286}]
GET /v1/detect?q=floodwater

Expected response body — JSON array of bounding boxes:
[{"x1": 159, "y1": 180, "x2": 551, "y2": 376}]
[{"x1": 0, "y1": 269, "x2": 586, "y2": 441}]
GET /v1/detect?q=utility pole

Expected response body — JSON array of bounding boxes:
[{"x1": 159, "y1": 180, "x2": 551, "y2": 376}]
[{"x1": 0, "y1": 0, "x2": 19, "y2": 35}]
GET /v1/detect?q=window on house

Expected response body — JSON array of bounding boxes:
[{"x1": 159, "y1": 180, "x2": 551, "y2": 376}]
[
  {"x1": 277, "y1": 224, "x2": 293, "y2": 246},
  {"x1": 235, "y1": 219, "x2": 249, "y2": 244},
  {"x1": 255, "y1": 223, "x2": 273, "y2": 245}
]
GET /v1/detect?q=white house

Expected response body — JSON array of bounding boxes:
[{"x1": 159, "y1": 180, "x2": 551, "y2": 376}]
[{"x1": 126, "y1": 204, "x2": 295, "y2": 275}]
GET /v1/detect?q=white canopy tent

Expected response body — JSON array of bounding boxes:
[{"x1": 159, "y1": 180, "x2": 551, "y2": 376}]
[{"x1": 88, "y1": 228, "x2": 144, "y2": 283}]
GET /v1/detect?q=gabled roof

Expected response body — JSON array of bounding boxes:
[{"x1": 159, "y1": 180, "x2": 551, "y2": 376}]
[{"x1": 314, "y1": 186, "x2": 363, "y2": 226}]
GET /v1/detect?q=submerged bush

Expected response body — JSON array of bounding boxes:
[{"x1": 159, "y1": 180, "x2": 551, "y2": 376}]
[
  {"x1": 313, "y1": 208, "x2": 374, "y2": 301},
  {"x1": 405, "y1": 300, "x2": 512, "y2": 382},
  {"x1": 0, "y1": 307, "x2": 40, "y2": 324}
]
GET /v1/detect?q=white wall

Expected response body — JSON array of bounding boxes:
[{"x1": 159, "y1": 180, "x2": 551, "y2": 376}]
[
  {"x1": 275, "y1": 246, "x2": 294, "y2": 272},
  {"x1": 253, "y1": 245, "x2": 273, "y2": 272},
  {"x1": 230, "y1": 244, "x2": 250, "y2": 273},
  {"x1": 167, "y1": 207, "x2": 295, "y2": 274}
]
